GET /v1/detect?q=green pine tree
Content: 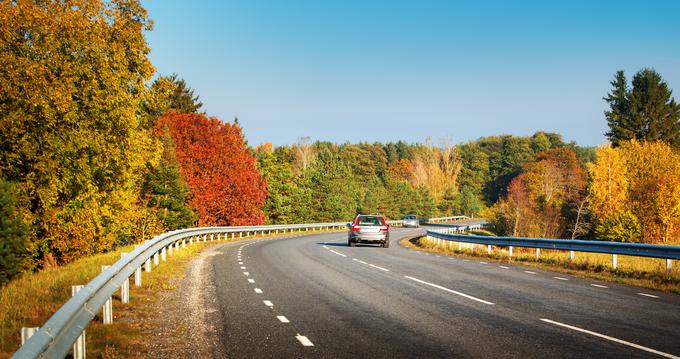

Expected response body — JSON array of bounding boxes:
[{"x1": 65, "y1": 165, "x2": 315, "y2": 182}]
[
  {"x1": 0, "y1": 180, "x2": 27, "y2": 286},
  {"x1": 141, "y1": 132, "x2": 197, "y2": 230},
  {"x1": 605, "y1": 69, "x2": 680, "y2": 148}
]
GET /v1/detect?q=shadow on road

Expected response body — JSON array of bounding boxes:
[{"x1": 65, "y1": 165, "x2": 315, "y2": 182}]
[{"x1": 316, "y1": 242, "x2": 386, "y2": 248}]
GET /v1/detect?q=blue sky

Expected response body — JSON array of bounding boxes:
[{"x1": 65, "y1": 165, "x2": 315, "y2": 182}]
[{"x1": 143, "y1": 0, "x2": 680, "y2": 147}]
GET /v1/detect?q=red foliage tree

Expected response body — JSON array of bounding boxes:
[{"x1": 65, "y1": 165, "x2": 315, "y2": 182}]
[{"x1": 156, "y1": 113, "x2": 267, "y2": 226}]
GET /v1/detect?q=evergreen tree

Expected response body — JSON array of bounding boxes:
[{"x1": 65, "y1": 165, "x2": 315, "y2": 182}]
[
  {"x1": 0, "y1": 180, "x2": 27, "y2": 286},
  {"x1": 141, "y1": 132, "x2": 197, "y2": 230},
  {"x1": 166, "y1": 74, "x2": 203, "y2": 114},
  {"x1": 605, "y1": 69, "x2": 680, "y2": 148}
]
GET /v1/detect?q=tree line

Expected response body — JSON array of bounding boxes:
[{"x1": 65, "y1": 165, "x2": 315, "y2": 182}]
[{"x1": 1, "y1": 0, "x2": 679, "y2": 286}]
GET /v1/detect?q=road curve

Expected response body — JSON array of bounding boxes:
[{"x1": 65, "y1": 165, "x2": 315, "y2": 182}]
[{"x1": 201, "y1": 227, "x2": 680, "y2": 358}]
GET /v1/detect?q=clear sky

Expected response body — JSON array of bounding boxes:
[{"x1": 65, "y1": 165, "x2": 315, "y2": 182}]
[{"x1": 143, "y1": 0, "x2": 680, "y2": 147}]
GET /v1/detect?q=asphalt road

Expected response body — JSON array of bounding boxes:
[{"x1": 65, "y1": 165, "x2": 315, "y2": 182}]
[{"x1": 203, "y1": 226, "x2": 680, "y2": 358}]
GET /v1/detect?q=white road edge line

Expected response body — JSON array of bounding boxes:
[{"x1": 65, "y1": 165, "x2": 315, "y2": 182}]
[
  {"x1": 404, "y1": 276, "x2": 494, "y2": 305},
  {"x1": 296, "y1": 335, "x2": 314, "y2": 347},
  {"x1": 369, "y1": 264, "x2": 390, "y2": 272},
  {"x1": 358, "y1": 260, "x2": 368, "y2": 264},
  {"x1": 638, "y1": 293, "x2": 660, "y2": 298},
  {"x1": 277, "y1": 315, "x2": 290, "y2": 323},
  {"x1": 540, "y1": 318, "x2": 678, "y2": 358},
  {"x1": 591, "y1": 284, "x2": 609, "y2": 288},
  {"x1": 330, "y1": 250, "x2": 347, "y2": 257}
]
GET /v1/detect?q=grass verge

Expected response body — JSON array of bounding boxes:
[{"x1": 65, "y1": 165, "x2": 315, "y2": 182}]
[{"x1": 402, "y1": 236, "x2": 680, "y2": 294}]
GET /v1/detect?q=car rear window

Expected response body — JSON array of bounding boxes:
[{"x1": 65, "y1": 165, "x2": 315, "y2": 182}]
[
  {"x1": 356, "y1": 216, "x2": 384, "y2": 226},
  {"x1": 404, "y1": 215, "x2": 416, "y2": 220}
]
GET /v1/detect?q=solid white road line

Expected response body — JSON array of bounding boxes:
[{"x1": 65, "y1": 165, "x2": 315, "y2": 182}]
[
  {"x1": 254, "y1": 288, "x2": 263, "y2": 294},
  {"x1": 277, "y1": 315, "x2": 290, "y2": 323},
  {"x1": 248, "y1": 278, "x2": 255, "y2": 283},
  {"x1": 296, "y1": 335, "x2": 314, "y2": 347},
  {"x1": 540, "y1": 318, "x2": 678, "y2": 358},
  {"x1": 358, "y1": 260, "x2": 368, "y2": 264},
  {"x1": 553, "y1": 277, "x2": 569, "y2": 281},
  {"x1": 499, "y1": 266, "x2": 510, "y2": 269},
  {"x1": 404, "y1": 276, "x2": 494, "y2": 305},
  {"x1": 330, "y1": 250, "x2": 347, "y2": 257},
  {"x1": 263, "y1": 300, "x2": 273, "y2": 307},
  {"x1": 637, "y1": 293, "x2": 660, "y2": 298},
  {"x1": 524, "y1": 271, "x2": 537, "y2": 275},
  {"x1": 369, "y1": 264, "x2": 390, "y2": 272},
  {"x1": 591, "y1": 284, "x2": 609, "y2": 288}
]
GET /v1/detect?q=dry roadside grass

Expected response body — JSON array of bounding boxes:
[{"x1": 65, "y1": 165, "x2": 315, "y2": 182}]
[
  {"x1": 402, "y1": 236, "x2": 680, "y2": 294},
  {"x1": 0, "y1": 240, "x2": 213, "y2": 358}
]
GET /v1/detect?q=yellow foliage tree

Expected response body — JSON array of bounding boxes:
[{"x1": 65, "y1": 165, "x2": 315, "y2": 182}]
[{"x1": 589, "y1": 141, "x2": 680, "y2": 243}]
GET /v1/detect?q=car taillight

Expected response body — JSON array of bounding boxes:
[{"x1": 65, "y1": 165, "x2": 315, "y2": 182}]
[
  {"x1": 380, "y1": 226, "x2": 388, "y2": 232},
  {"x1": 352, "y1": 225, "x2": 361, "y2": 231}
]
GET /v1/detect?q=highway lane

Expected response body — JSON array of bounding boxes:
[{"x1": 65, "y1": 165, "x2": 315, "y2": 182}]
[{"x1": 204, "y1": 227, "x2": 680, "y2": 358}]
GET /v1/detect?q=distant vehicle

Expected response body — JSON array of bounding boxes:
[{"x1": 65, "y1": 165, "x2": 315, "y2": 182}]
[
  {"x1": 402, "y1": 214, "x2": 419, "y2": 228},
  {"x1": 348, "y1": 214, "x2": 390, "y2": 248}
]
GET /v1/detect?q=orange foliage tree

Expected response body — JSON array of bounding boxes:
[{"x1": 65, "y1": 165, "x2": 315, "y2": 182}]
[
  {"x1": 156, "y1": 113, "x2": 267, "y2": 226},
  {"x1": 490, "y1": 148, "x2": 587, "y2": 238}
]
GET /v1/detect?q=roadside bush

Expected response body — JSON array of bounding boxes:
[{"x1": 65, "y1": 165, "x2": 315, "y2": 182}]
[{"x1": 0, "y1": 181, "x2": 27, "y2": 286}]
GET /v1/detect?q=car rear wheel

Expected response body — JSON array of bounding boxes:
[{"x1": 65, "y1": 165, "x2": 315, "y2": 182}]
[
  {"x1": 349, "y1": 240, "x2": 356, "y2": 247},
  {"x1": 383, "y1": 240, "x2": 390, "y2": 248}
]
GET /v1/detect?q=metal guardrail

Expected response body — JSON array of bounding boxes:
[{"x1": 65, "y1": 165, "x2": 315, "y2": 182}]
[
  {"x1": 425, "y1": 229, "x2": 680, "y2": 270},
  {"x1": 13, "y1": 215, "x2": 468, "y2": 358},
  {"x1": 13, "y1": 222, "x2": 350, "y2": 359}
]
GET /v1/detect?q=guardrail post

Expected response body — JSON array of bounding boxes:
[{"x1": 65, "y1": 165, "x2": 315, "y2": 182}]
[
  {"x1": 120, "y1": 253, "x2": 130, "y2": 304},
  {"x1": 612, "y1": 254, "x2": 618, "y2": 270},
  {"x1": 487, "y1": 245, "x2": 492, "y2": 255},
  {"x1": 71, "y1": 285, "x2": 86, "y2": 359},
  {"x1": 21, "y1": 327, "x2": 39, "y2": 345},
  {"x1": 211, "y1": 234, "x2": 214, "y2": 241},
  {"x1": 145, "y1": 257, "x2": 151, "y2": 272},
  {"x1": 134, "y1": 264, "x2": 142, "y2": 287},
  {"x1": 535, "y1": 248, "x2": 541, "y2": 259},
  {"x1": 161, "y1": 247, "x2": 167, "y2": 262},
  {"x1": 667, "y1": 259, "x2": 673, "y2": 273},
  {"x1": 509, "y1": 246, "x2": 513, "y2": 257},
  {"x1": 168, "y1": 243, "x2": 173, "y2": 256},
  {"x1": 153, "y1": 251, "x2": 159, "y2": 266},
  {"x1": 182, "y1": 238, "x2": 186, "y2": 248},
  {"x1": 101, "y1": 265, "x2": 113, "y2": 324},
  {"x1": 569, "y1": 251, "x2": 575, "y2": 262}
]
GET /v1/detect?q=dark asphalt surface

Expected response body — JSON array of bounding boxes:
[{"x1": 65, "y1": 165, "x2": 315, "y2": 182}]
[{"x1": 204, "y1": 225, "x2": 680, "y2": 358}]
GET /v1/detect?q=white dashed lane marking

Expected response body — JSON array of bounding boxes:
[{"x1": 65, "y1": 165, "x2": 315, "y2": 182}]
[
  {"x1": 296, "y1": 335, "x2": 314, "y2": 347},
  {"x1": 369, "y1": 264, "x2": 390, "y2": 272},
  {"x1": 637, "y1": 293, "x2": 659, "y2": 298},
  {"x1": 277, "y1": 315, "x2": 290, "y2": 323},
  {"x1": 404, "y1": 276, "x2": 494, "y2": 305},
  {"x1": 499, "y1": 266, "x2": 509, "y2": 269},
  {"x1": 330, "y1": 250, "x2": 347, "y2": 257},
  {"x1": 524, "y1": 271, "x2": 537, "y2": 275},
  {"x1": 553, "y1": 277, "x2": 569, "y2": 281},
  {"x1": 243, "y1": 272, "x2": 250, "y2": 276},
  {"x1": 240, "y1": 266, "x2": 246, "y2": 269},
  {"x1": 591, "y1": 284, "x2": 609, "y2": 288},
  {"x1": 254, "y1": 288, "x2": 263, "y2": 294},
  {"x1": 263, "y1": 300, "x2": 273, "y2": 307},
  {"x1": 248, "y1": 278, "x2": 255, "y2": 283},
  {"x1": 540, "y1": 319, "x2": 676, "y2": 358}
]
